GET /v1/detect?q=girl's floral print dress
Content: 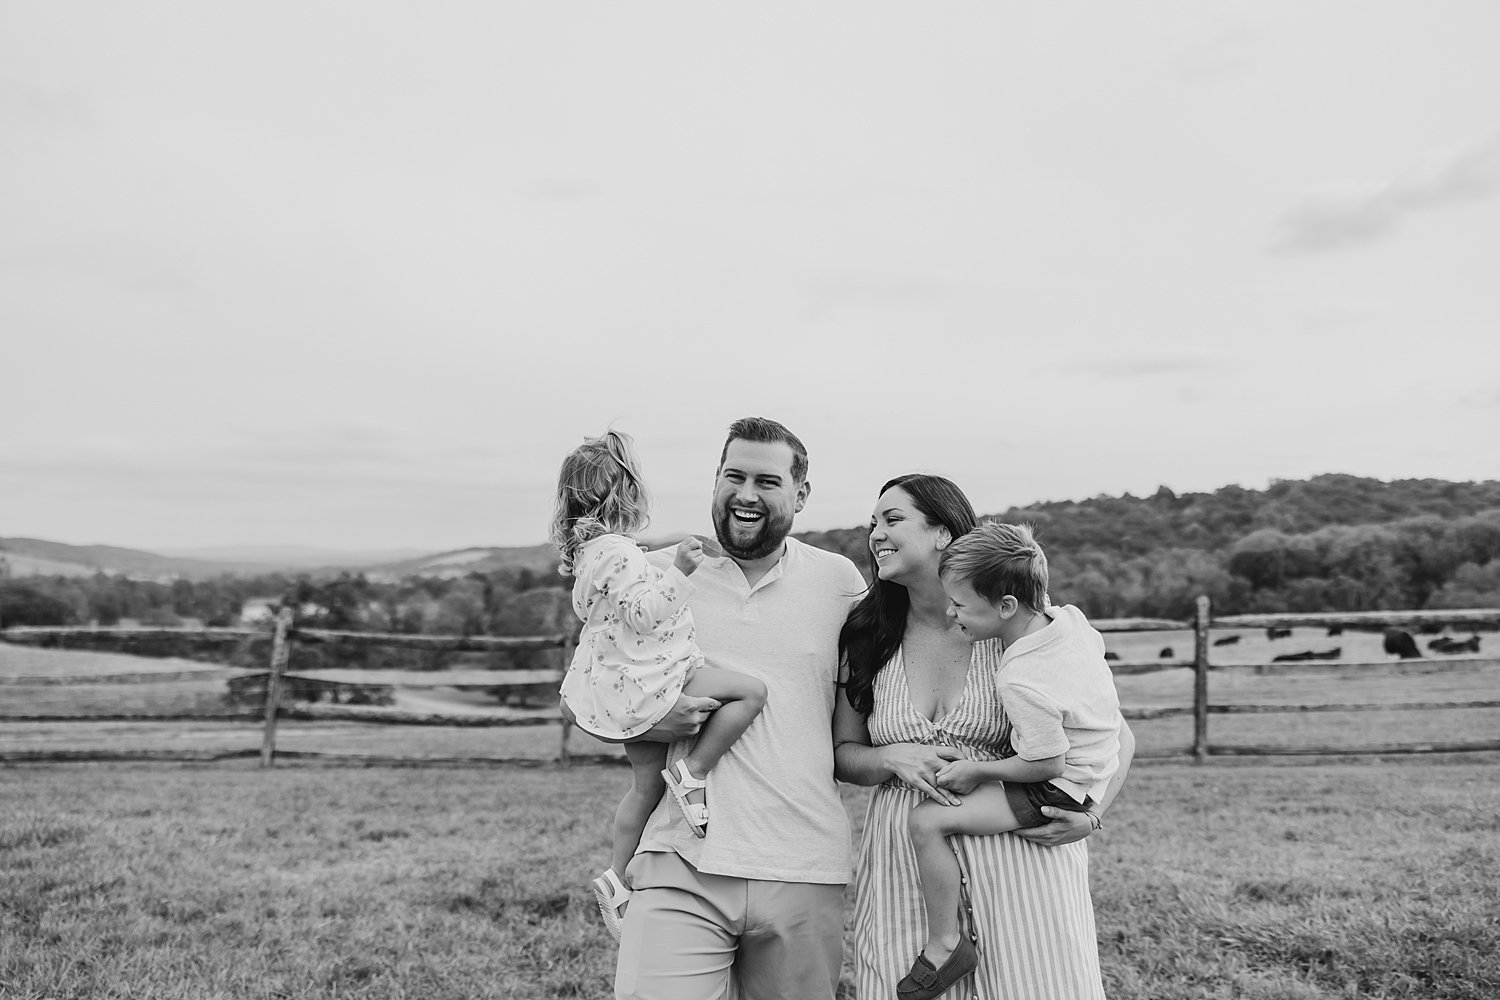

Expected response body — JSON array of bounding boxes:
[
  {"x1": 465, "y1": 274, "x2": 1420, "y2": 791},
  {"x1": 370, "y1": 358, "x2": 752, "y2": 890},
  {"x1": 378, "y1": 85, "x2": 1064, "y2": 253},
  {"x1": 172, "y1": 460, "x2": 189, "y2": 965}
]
[{"x1": 559, "y1": 533, "x2": 704, "y2": 739}]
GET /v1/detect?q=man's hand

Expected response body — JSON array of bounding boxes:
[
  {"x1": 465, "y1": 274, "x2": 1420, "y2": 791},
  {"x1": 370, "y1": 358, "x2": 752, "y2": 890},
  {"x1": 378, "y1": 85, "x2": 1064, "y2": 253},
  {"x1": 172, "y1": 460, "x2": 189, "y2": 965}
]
[
  {"x1": 643, "y1": 693, "x2": 720, "y2": 740},
  {"x1": 1012, "y1": 806, "x2": 1094, "y2": 847},
  {"x1": 674, "y1": 537, "x2": 705, "y2": 577}
]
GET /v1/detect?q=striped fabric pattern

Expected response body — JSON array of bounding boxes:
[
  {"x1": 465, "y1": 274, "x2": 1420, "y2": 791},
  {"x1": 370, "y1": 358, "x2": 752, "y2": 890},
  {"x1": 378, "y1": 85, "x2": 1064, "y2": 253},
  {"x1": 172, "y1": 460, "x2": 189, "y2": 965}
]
[{"x1": 851, "y1": 640, "x2": 1106, "y2": 1000}]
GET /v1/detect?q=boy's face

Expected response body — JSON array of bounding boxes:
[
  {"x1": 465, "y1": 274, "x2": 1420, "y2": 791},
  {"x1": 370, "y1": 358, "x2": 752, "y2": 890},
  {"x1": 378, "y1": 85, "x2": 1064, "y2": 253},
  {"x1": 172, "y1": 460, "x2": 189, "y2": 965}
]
[{"x1": 942, "y1": 575, "x2": 1010, "y2": 643}]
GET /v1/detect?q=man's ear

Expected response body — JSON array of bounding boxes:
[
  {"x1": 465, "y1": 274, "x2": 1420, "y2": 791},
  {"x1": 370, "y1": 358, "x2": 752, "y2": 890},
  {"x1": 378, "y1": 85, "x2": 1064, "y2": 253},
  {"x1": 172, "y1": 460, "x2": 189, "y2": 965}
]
[{"x1": 794, "y1": 479, "x2": 811, "y2": 513}]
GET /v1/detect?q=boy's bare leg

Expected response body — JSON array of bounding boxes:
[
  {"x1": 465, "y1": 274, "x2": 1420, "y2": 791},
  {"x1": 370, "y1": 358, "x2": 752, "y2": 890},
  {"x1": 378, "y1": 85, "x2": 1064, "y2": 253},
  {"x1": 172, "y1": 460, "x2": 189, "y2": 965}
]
[
  {"x1": 908, "y1": 783, "x2": 1023, "y2": 966},
  {"x1": 612, "y1": 742, "x2": 668, "y2": 878},
  {"x1": 674, "y1": 667, "x2": 767, "y2": 809}
]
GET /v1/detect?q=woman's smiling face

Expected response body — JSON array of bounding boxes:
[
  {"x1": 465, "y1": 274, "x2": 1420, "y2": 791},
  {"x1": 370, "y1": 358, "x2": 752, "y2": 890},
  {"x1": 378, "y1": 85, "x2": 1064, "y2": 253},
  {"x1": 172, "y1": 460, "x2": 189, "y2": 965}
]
[{"x1": 868, "y1": 486, "x2": 948, "y2": 585}]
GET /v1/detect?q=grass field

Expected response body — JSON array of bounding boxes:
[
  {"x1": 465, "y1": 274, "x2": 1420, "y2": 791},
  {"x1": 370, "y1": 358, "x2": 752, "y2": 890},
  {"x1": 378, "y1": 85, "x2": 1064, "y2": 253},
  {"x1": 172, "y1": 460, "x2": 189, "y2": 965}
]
[{"x1": 3, "y1": 757, "x2": 1498, "y2": 1000}]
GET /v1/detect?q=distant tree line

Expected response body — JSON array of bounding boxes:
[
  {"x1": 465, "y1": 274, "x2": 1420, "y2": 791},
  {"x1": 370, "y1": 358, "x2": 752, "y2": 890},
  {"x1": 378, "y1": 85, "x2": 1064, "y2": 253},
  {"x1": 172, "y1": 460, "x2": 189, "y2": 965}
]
[
  {"x1": 799, "y1": 474, "x2": 1500, "y2": 619},
  {"x1": 3, "y1": 476, "x2": 1499, "y2": 641}
]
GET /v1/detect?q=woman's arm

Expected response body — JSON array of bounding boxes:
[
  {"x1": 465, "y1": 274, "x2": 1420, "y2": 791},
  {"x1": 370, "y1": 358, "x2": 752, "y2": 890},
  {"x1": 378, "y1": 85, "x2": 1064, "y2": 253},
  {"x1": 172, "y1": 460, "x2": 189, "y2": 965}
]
[
  {"x1": 1012, "y1": 719, "x2": 1135, "y2": 847},
  {"x1": 833, "y1": 684, "x2": 961, "y2": 805}
]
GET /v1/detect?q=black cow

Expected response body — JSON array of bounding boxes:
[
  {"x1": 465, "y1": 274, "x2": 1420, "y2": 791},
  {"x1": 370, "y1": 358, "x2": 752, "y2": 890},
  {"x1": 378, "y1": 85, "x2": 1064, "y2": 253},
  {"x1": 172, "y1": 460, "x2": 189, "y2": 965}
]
[
  {"x1": 1103, "y1": 652, "x2": 1120, "y2": 661},
  {"x1": 1272, "y1": 647, "x2": 1342, "y2": 663},
  {"x1": 1383, "y1": 629, "x2": 1421, "y2": 659},
  {"x1": 1159, "y1": 647, "x2": 1175, "y2": 658},
  {"x1": 1437, "y1": 635, "x2": 1481, "y2": 654},
  {"x1": 1267, "y1": 627, "x2": 1293, "y2": 640},
  {"x1": 1326, "y1": 625, "x2": 1343, "y2": 636},
  {"x1": 1212, "y1": 635, "x2": 1241, "y2": 646}
]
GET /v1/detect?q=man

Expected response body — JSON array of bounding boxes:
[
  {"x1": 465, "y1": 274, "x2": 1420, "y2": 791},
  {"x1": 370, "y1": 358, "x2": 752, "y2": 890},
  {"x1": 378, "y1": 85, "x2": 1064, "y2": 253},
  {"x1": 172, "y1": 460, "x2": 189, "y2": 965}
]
[{"x1": 613, "y1": 416, "x2": 867, "y2": 1000}]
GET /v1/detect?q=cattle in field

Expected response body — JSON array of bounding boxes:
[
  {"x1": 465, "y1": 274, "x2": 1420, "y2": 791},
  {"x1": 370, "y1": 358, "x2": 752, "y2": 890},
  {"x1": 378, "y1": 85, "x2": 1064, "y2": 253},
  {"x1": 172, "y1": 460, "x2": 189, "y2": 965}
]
[
  {"x1": 1272, "y1": 647, "x2": 1342, "y2": 663},
  {"x1": 1326, "y1": 625, "x2": 1343, "y2": 636},
  {"x1": 1103, "y1": 652, "x2": 1119, "y2": 661},
  {"x1": 1212, "y1": 635, "x2": 1241, "y2": 646},
  {"x1": 1383, "y1": 629, "x2": 1421, "y2": 659},
  {"x1": 1267, "y1": 627, "x2": 1293, "y2": 640},
  {"x1": 1159, "y1": 647, "x2": 1174, "y2": 658},
  {"x1": 1434, "y1": 635, "x2": 1481, "y2": 654}
]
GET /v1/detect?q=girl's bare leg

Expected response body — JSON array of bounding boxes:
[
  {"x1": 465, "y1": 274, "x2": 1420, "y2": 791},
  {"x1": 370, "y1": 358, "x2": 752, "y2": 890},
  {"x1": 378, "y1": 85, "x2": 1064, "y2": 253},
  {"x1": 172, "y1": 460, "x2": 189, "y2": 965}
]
[
  {"x1": 611, "y1": 742, "x2": 668, "y2": 878},
  {"x1": 674, "y1": 667, "x2": 767, "y2": 810},
  {"x1": 908, "y1": 783, "x2": 1023, "y2": 966}
]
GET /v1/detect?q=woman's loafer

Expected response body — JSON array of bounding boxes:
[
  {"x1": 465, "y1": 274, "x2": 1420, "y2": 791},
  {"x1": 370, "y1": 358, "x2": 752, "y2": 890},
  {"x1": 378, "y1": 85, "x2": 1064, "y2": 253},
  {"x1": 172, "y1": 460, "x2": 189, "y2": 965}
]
[{"x1": 896, "y1": 936, "x2": 978, "y2": 1000}]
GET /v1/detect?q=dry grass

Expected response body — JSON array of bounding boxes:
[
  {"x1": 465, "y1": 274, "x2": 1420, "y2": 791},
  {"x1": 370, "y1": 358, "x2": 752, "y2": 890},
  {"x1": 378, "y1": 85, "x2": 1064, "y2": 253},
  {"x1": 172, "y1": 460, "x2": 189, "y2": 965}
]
[{"x1": 2, "y1": 758, "x2": 1498, "y2": 999}]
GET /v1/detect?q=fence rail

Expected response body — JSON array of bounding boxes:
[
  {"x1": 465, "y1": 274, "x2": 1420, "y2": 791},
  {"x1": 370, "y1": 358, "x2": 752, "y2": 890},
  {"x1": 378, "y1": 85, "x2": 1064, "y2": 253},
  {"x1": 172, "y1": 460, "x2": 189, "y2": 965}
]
[{"x1": 3, "y1": 603, "x2": 1499, "y2": 765}]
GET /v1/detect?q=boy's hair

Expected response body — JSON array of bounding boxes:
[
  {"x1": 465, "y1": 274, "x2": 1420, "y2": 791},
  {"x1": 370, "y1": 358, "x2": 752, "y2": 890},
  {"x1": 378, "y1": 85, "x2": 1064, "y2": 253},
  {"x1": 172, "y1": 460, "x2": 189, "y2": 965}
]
[
  {"x1": 939, "y1": 521, "x2": 1049, "y2": 611},
  {"x1": 548, "y1": 429, "x2": 649, "y2": 576},
  {"x1": 719, "y1": 416, "x2": 809, "y2": 484}
]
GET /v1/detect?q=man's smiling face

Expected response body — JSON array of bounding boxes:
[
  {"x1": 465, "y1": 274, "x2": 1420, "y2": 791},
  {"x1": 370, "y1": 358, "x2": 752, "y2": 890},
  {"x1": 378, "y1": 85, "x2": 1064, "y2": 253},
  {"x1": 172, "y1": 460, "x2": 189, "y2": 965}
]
[{"x1": 711, "y1": 439, "x2": 807, "y2": 561}]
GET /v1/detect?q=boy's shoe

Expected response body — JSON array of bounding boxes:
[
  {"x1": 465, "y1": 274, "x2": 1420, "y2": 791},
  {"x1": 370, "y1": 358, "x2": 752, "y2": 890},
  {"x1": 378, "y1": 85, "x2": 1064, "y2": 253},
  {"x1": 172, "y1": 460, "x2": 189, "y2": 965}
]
[
  {"x1": 662, "y1": 759, "x2": 709, "y2": 838},
  {"x1": 896, "y1": 937, "x2": 979, "y2": 1000},
  {"x1": 591, "y1": 867, "x2": 631, "y2": 942}
]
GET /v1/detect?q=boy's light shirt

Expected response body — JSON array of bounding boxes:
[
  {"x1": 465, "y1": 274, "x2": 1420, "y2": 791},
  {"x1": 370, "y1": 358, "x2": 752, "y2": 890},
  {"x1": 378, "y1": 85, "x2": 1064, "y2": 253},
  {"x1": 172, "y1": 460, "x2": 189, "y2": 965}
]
[{"x1": 997, "y1": 604, "x2": 1123, "y2": 803}]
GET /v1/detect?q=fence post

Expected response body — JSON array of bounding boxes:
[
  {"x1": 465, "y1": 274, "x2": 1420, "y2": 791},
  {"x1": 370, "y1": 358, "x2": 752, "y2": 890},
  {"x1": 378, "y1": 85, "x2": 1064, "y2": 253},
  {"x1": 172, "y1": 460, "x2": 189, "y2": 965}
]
[
  {"x1": 259, "y1": 608, "x2": 293, "y2": 768},
  {"x1": 558, "y1": 634, "x2": 576, "y2": 766},
  {"x1": 1192, "y1": 595, "x2": 1211, "y2": 761}
]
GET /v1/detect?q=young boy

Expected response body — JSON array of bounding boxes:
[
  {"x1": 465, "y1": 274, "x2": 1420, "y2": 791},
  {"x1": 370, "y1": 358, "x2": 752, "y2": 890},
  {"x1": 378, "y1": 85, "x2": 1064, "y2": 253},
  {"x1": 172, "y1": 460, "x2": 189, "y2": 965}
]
[{"x1": 897, "y1": 522, "x2": 1123, "y2": 1000}]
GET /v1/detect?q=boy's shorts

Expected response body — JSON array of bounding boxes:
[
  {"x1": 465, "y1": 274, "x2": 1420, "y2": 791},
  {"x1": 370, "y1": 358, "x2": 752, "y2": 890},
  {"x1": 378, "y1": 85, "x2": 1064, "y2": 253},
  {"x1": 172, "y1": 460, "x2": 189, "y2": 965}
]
[{"x1": 1004, "y1": 780, "x2": 1095, "y2": 829}]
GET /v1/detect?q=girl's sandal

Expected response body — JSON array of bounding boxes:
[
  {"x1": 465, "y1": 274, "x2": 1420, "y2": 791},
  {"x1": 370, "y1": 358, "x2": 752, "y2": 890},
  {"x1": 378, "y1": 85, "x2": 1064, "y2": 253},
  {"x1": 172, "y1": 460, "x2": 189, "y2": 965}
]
[
  {"x1": 662, "y1": 759, "x2": 709, "y2": 838},
  {"x1": 590, "y1": 867, "x2": 631, "y2": 942}
]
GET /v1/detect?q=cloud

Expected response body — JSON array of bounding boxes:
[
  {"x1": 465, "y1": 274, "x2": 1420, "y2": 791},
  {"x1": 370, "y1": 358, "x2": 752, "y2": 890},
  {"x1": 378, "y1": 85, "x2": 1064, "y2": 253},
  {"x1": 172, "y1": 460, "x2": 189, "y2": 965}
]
[
  {"x1": 1174, "y1": 27, "x2": 1255, "y2": 83},
  {"x1": 800, "y1": 273, "x2": 955, "y2": 322},
  {"x1": 0, "y1": 77, "x2": 93, "y2": 135},
  {"x1": 515, "y1": 176, "x2": 598, "y2": 204},
  {"x1": 1274, "y1": 132, "x2": 1500, "y2": 252},
  {"x1": 1072, "y1": 355, "x2": 1222, "y2": 378}
]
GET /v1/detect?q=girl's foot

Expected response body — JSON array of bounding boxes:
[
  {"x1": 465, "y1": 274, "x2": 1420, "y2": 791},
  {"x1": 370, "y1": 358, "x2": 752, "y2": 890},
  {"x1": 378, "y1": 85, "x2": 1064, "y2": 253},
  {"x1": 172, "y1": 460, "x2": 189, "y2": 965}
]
[
  {"x1": 591, "y1": 867, "x2": 631, "y2": 942},
  {"x1": 662, "y1": 759, "x2": 709, "y2": 837}
]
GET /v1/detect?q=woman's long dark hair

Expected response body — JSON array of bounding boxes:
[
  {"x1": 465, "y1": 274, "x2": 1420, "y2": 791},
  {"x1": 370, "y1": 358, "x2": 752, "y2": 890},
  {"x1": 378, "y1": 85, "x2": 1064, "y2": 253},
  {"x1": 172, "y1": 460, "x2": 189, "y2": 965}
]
[{"x1": 839, "y1": 474, "x2": 978, "y2": 716}]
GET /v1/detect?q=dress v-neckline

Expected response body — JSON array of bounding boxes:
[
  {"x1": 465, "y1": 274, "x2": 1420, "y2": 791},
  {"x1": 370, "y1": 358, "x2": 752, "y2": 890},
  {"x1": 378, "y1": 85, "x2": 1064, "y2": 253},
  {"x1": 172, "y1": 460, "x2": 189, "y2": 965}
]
[{"x1": 897, "y1": 643, "x2": 973, "y2": 728}]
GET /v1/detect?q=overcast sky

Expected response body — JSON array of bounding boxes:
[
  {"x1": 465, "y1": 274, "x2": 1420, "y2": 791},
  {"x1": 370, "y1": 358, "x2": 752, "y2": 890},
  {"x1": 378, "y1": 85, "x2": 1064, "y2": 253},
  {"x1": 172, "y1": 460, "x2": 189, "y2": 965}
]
[{"x1": 4, "y1": 2, "x2": 1498, "y2": 554}]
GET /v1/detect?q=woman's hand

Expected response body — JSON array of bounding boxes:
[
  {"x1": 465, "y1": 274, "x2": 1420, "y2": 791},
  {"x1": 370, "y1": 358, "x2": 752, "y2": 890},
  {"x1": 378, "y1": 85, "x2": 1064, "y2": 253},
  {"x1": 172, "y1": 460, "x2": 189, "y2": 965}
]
[
  {"x1": 879, "y1": 744, "x2": 964, "y2": 805},
  {"x1": 1012, "y1": 806, "x2": 1095, "y2": 847},
  {"x1": 934, "y1": 759, "x2": 986, "y2": 796}
]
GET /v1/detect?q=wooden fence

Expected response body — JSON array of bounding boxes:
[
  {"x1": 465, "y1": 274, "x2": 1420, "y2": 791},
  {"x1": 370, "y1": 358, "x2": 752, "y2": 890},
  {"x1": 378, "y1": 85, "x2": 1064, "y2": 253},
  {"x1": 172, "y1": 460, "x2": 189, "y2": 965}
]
[{"x1": 2, "y1": 603, "x2": 1499, "y2": 765}]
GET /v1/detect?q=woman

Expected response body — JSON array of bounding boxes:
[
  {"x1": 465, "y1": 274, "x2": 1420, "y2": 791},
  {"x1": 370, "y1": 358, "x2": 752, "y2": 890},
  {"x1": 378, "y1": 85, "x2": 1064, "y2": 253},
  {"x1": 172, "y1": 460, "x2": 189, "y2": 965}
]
[{"x1": 833, "y1": 474, "x2": 1135, "y2": 1000}]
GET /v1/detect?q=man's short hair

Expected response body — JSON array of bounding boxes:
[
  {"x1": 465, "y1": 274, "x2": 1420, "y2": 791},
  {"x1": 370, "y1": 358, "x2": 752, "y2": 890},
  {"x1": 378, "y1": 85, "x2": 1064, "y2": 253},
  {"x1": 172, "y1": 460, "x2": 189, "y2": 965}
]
[
  {"x1": 719, "y1": 416, "x2": 809, "y2": 484},
  {"x1": 939, "y1": 521, "x2": 1049, "y2": 611}
]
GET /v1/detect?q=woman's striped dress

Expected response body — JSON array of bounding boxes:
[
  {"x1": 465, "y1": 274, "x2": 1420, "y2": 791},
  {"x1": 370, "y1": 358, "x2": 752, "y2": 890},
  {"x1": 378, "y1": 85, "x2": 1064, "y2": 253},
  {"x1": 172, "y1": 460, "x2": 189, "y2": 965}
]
[{"x1": 851, "y1": 640, "x2": 1106, "y2": 1000}]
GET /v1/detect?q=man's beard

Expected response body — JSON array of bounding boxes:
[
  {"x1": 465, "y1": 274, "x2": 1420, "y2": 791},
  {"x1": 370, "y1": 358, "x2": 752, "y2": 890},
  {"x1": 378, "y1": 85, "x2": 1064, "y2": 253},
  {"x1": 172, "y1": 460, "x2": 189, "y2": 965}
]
[{"x1": 713, "y1": 504, "x2": 793, "y2": 561}]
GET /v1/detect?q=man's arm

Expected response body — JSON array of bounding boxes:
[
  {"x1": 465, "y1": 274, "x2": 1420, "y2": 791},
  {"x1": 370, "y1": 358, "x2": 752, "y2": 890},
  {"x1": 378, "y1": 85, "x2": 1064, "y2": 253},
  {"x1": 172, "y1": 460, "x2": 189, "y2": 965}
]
[{"x1": 558, "y1": 694, "x2": 721, "y2": 743}]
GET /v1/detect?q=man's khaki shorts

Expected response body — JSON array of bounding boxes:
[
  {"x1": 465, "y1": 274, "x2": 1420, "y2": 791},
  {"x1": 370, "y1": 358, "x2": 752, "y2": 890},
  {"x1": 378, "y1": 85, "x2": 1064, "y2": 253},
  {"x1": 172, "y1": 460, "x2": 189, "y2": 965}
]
[{"x1": 615, "y1": 851, "x2": 845, "y2": 1000}]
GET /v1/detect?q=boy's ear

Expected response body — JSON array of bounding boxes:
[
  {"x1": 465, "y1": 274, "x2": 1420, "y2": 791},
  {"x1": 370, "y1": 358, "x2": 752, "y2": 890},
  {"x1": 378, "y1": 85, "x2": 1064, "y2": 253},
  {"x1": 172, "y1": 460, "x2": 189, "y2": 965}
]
[{"x1": 997, "y1": 595, "x2": 1021, "y2": 618}]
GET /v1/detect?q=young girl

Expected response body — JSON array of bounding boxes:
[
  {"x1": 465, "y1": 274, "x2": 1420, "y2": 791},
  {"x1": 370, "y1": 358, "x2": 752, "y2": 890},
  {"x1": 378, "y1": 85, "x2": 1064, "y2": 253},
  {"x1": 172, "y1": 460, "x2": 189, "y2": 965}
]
[{"x1": 549, "y1": 429, "x2": 767, "y2": 941}]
